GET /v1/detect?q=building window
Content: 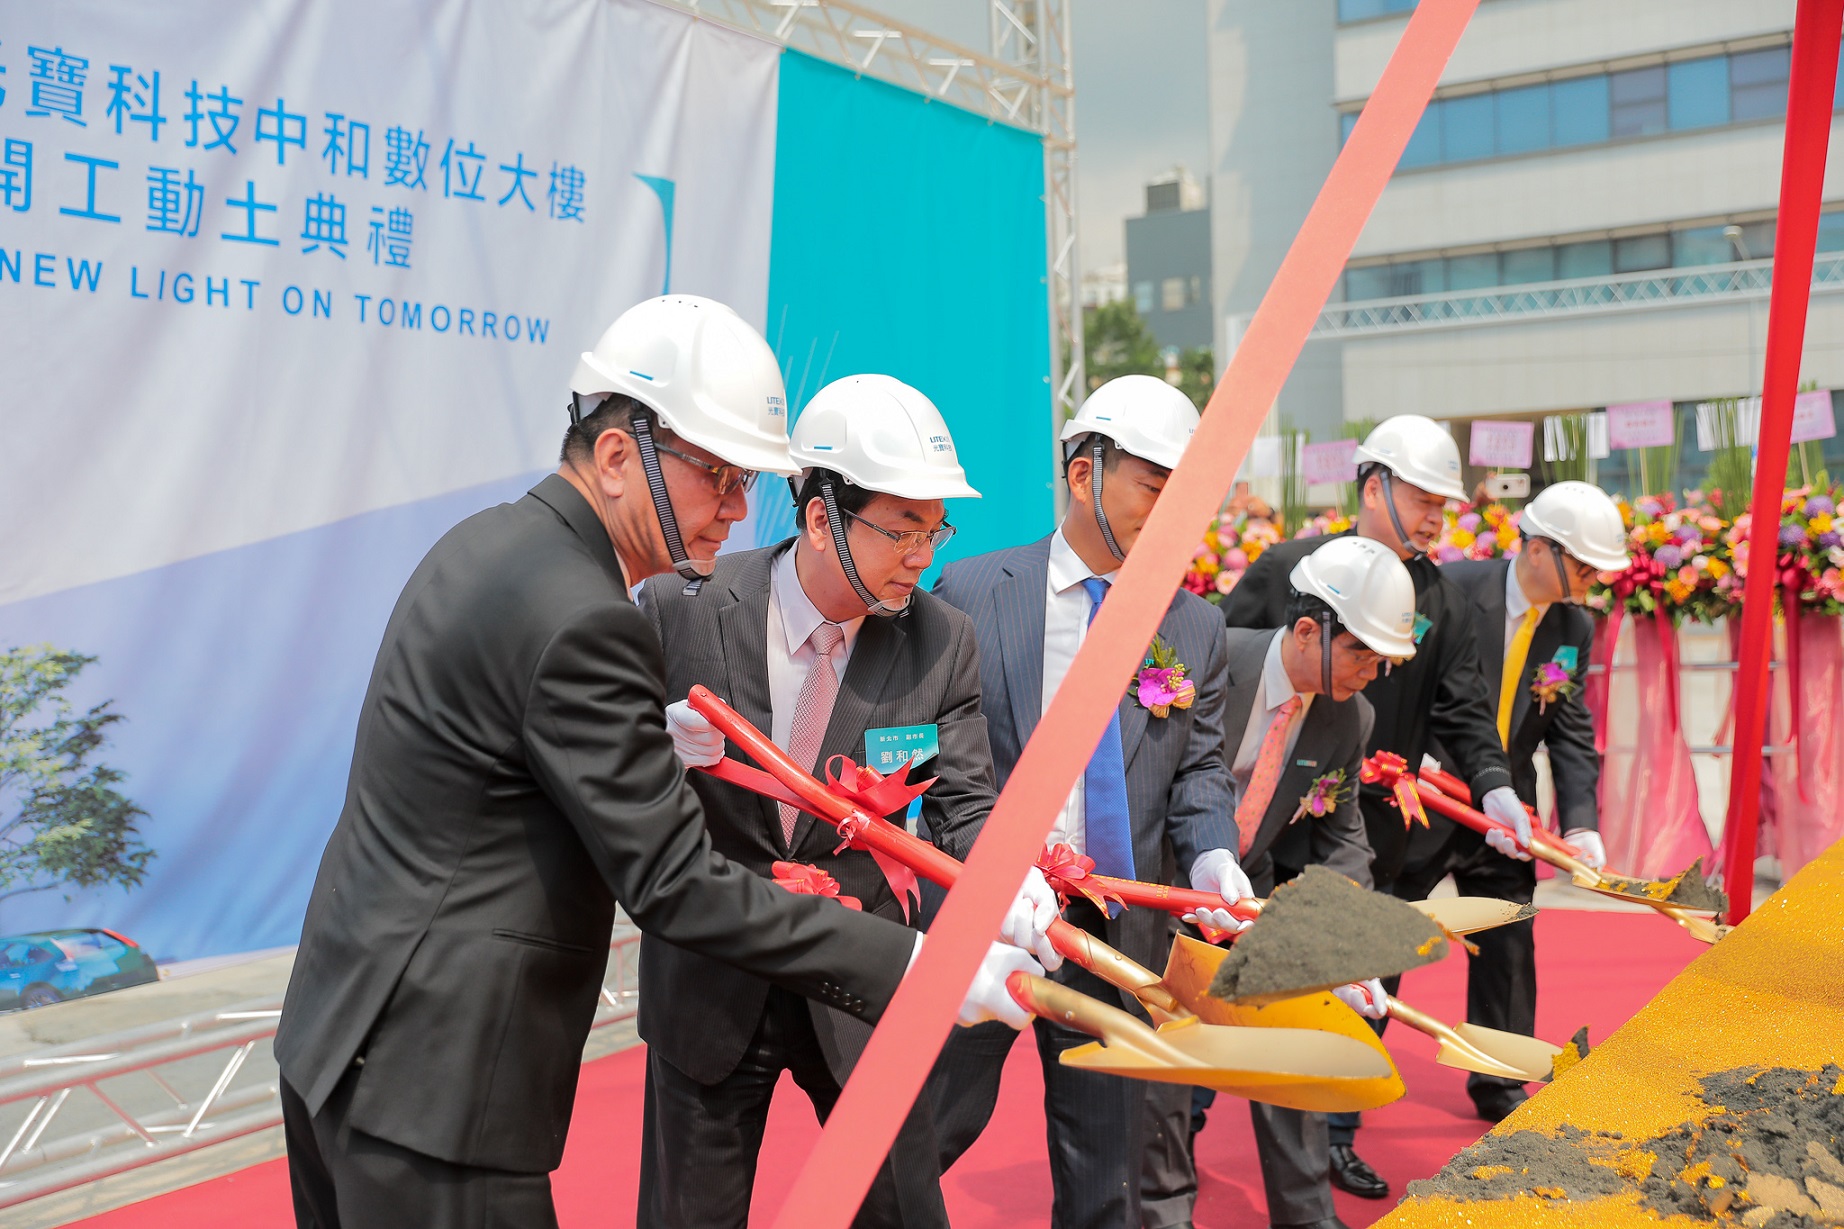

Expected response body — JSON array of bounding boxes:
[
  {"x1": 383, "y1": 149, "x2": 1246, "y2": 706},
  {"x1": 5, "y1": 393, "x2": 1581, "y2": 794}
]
[
  {"x1": 1188, "y1": 275, "x2": 1203, "y2": 305},
  {"x1": 1609, "y1": 66, "x2": 1668, "y2": 138},
  {"x1": 1500, "y1": 247, "x2": 1555, "y2": 285},
  {"x1": 1161, "y1": 277, "x2": 1187, "y2": 312},
  {"x1": 1337, "y1": 0, "x2": 1416, "y2": 23},
  {"x1": 1668, "y1": 57, "x2": 1731, "y2": 130},
  {"x1": 1671, "y1": 225, "x2": 1733, "y2": 268},
  {"x1": 1401, "y1": 104, "x2": 1443, "y2": 169},
  {"x1": 1442, "y1": 93, "x2": 1495, "y2": 162},
  {"x1": 1731, "y1": 47, "x2": 1792, "y2": 122},
  {"x1": 1550, "y1": 76, "x2": 1611, "y2": 147},
  {"x1": 1613, "y1": 234, "x2": 1671, "y2": 273},
  {"x1": 1556, "y1": 240, "x2": 1613, "y2": 280},
  {"x1": 1133, "y1": 281, "x2": 1154, "y2": 315},
  {"x1": 1495, "y1": 83, "x2": 1550, "y2": 155}
]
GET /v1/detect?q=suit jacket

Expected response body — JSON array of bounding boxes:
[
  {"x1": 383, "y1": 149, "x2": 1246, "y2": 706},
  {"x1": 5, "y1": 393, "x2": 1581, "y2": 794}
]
[
  {"x1": 1220, "y1": 530, "x2": 1512, "y2": 881},
  {"x1": 274, "y1": 476, "x2": 916, "y2": 1174},
  {"x1": 1436, "y1": 559, "x2": 1599, "y2": 834},
  {"x1": 1221, "y1": 628, "x2": 1375, "y2": 889},
  {"x1": 637, "y1": 541, "x2": 996, "y2": 1084},
  {"x1": 934, "y1": 536, "x2": 1238, "y2": 1007}
]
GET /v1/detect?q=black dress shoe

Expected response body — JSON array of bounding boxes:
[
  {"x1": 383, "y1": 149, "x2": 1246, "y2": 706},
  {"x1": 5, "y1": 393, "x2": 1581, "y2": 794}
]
[
  {"x1": 1272, "y1": 1217, "x2": 1349, "y2": 1229},
  {"x1": 1328, "y1": 1144, "x2": 1390, "y2": 1199},
  {"x1": 1473, "y1": 1085, "x2": 1530, "y2": 1123}
]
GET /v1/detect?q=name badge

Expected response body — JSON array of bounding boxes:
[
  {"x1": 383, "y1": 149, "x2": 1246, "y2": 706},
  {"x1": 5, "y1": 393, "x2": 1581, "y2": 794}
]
[
  {"x1": 1295, "y1": 758, "x2": 1319, "y2": 769},
  {"x1": 865, "y1": 724, "x2": 940, "y2": 773},
  {"x1": 1551, "y1": 645, "x2": 1579, "y2": 672},
  {"x1": 1412, "y1": 614, "x2": 1433, "y2": 644}
]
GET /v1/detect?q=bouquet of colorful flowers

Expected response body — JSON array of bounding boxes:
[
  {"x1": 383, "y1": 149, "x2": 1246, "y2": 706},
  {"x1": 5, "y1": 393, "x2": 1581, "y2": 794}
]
[
  {"x1": 1291, "y1": 511, "x2": 1353, "y2": 541},
  {"x1": 1186, "y1": 510, "x2": 1284, "y2": 604},
  {"x1": 1755, "y1": 487, "x2": 1844, "y2": 614},
  {"x1": 1592, "y1": 492, "x2": 1735, "y2": 623},
  {"x1": 1433, "y1": 502, "x2": 1522, "y2": 563}
]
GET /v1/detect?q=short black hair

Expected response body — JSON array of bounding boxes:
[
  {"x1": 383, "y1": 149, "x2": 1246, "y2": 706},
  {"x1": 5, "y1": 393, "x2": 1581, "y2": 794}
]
[
  {"x1": 791, "y1": 468, "x2": 880, "y2": 524},
  {"x1": 1284, "y1": 588, "x2": 1350, "y2": 644},
  {"x1": 560, "y1": 393, "x2": 651, "y2": 464},
  {"x1": 1355, "y1": 461, "x2": 1386, "y2": 492},
  {"x1": 1061, "y1": 431, "x2": 1126, "y2": 478}
]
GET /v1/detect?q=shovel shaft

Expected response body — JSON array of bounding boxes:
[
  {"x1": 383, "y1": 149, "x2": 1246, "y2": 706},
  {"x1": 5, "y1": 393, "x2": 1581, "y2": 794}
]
[
  {"x1": 1088, "y1": 877, "x2": 1265, "y2": 923},
  {"x1": 1383, "y1": 995, "x2": 1455, "y2": 1043},
  {"x1": 1385, "y1": 996, "x2": 1536, "y2": 1082},
  {"x1": 1005, "y1": 971, "x2": 1186, "y2": 1056},
  {"x1": 687, "y1": 685, "x2": 1187, "y2": 1018}
]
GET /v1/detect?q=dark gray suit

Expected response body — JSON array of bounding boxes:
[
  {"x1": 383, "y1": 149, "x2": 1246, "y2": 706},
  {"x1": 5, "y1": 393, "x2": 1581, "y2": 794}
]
[
  {"x1": 275, "y1": 476, "x2": 917, "y2": 1227},
  {"x1": 1143, "y1": 627, "x2": 1377, "y2": 1228},
  {"x1": 925, "y1": 535, "x2": 1237, "y2": 1229},
  {"x1": 634, "y1": 541, "x2": 996, "y2": 1228}
]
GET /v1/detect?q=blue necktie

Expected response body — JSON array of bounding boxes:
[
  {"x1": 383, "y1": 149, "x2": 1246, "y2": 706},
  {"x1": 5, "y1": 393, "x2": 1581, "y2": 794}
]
[{"x1": 1079, "y1": 578, "x2": 1135, "y2": 893}]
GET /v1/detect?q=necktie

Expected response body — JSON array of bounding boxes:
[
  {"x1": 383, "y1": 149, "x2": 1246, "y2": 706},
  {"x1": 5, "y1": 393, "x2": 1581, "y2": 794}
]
[
  {"x1": 782, "y1": 621, "x2": 846, "y2": 846},
  {"x1": 1079, "y1": 578, "x2": 1135, "y2": 884},
  {"x1": 1237, "y1": 695, "x2": 1302, "y2": 856},
  {"x1": 1497, "y1": 606, "x2": 1543, "y2": 748}
]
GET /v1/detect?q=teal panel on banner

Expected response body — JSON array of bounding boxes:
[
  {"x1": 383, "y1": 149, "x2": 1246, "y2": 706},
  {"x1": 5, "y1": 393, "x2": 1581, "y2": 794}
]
[{"x1": 763, "y1": 51, "x2": 1053, "y2": 563}]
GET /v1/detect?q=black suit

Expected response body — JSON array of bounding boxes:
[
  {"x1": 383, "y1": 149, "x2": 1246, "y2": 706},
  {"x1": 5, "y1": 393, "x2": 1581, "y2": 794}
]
[
  {"x1": 1410, "y1": 558, "x2": 1599, "y2": 1108},
  {"x1": 1143, "y1": 628, "x2": 1377, "y2": 1228},
  {"x1": 634, "y1": 542, "x2": 995, "y2": 1229},
  {"x1": 275, "y1": 476, "x2": 917, "y2": 1227}
]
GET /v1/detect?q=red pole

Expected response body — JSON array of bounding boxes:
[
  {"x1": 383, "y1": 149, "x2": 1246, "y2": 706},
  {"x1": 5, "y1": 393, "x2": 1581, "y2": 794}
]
[
  {"x1": 766, "y1": 3, "x2": 1482, "y2": 1225},
  {"x1": 1720, "y1": 0, "x2": 1843, "y2": 925}
]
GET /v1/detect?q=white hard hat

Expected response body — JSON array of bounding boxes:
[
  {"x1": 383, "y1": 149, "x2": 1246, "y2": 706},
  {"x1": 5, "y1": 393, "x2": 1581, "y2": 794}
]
[
  {"x1": 1521, "y1": 481, "x2": 1629, "y2": 573},
  {"x1": 1059, "y1": 375, "x2": 1199, "y2": 471},
  {"x1": 1351, "y1": 415, "x2": 1466, "y2": 502},
  {"x1": 1289, "y1": 537, "x2": 1419, "y2": 660},
  {"x1": 790, "y1": 375, "x2": 981, "y2": 500},
  {"x1": 571, "y1": 295, "x2": 796, "y2": 476}
]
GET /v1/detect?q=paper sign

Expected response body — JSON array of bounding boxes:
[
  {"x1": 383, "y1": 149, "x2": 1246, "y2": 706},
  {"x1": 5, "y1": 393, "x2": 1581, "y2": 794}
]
[
  {"x1": 1301, "y1": 439, "x2": 1359, "y2": 485},
  {"x1": 1606, "y1": 400, "x2": 1676, "y2": 450},
  {"x1": 1792, "y1": 389, "x2": 1838, "y2": 444},
  {"x1": 1468, "y1": 419, "x2": 1534, "y2": 469}
]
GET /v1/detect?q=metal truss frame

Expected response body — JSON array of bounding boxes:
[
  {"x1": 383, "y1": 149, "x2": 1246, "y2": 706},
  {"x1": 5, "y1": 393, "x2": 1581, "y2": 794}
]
[
  {"x1": 0, "y1": 928, "x2": 641, "y2": 1211},
  {"x1": 1264, "y1": 252, "x2": 1844, "y2": 340}
]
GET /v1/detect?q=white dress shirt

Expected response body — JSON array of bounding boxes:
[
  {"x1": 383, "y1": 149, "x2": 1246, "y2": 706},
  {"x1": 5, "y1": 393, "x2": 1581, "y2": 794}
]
[
  {"x1": 766, "y1": 546, "x2": 865, "y2": 750},
  {"x1": 1041, "y1": 528, "x2": 1120, "y2": 855},
  {"x1": 1503, "y1": 557, "x2": 1549, "y2": 652},
  {"x1": 1231, "y1": 629, "x2": 1314, "y2": 788}
]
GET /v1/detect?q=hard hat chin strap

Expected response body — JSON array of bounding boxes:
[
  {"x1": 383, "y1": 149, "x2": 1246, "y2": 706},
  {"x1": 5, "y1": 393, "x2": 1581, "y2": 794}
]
[
  {"x1": 1541, "y1": 536, "x2": 1572, "y2": 603},
  {"x1": 820, "y1": 477, "x2": 909, "y2": 618},
  {"x1": 1377, "y1": 468, "x2": 1426, "y2": 562},
  {"x1": 1318, "y1": 611, "x2": 1335, "y2": 699},
  {"x1": 1091, "y1": 441, "x2": 1126, "y2": 563},
  {"x1": 628, "y1": 411, "x2": 712, "y2": 596}
]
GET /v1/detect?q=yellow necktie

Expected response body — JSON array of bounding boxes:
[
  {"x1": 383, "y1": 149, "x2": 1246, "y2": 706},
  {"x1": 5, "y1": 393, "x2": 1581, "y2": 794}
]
[{"x1": 1497, "y1": 606, "x2": 1543, "y2": 747}]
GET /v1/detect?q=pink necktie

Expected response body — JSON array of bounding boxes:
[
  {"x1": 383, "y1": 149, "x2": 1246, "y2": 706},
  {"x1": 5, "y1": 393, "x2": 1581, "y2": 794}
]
[
  {"x1": 1237, "y1": 695, "x2": 1302, "y2": 856},
  {"x1": 780, "y1": 622, "x2": 846, "y2": 845}
]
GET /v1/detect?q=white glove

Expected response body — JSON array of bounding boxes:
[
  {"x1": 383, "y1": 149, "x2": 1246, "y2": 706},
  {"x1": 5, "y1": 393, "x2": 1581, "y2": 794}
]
[
  {"x1": 998, "y1": 867, "x2": 1064, "y2": 971},
  {"x1": 1333, "y1": 977, "x2": 1389, "y2": 1020},
  {"x1": 1481, "y1": 787, "x2": 1533, "y2": 861},
  {"x1": 1564, "y1": 828, "x2": 1606, "y2": 870},
  {"x1": 664, "y1": 698, "x2": 725, "y2": 770},
  {"x1": 957, "y1": 941, "x2": 1046, "y2": 1029},
  {"x1": 1184, "y1": 848, "x2": 1255, "y2": 936}
]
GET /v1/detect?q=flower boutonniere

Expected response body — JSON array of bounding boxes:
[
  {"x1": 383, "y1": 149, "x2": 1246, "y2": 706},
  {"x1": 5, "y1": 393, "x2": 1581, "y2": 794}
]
[
  {"x1": 1132, "y1": 635, "x2": 1196, "y2": 718},
  {"x1": 1291, "y1": 769, "x2": 1351, "y2": 824},
  {"x1": 1529, "y1": 660, "x2": 1577, "y2": 713}
]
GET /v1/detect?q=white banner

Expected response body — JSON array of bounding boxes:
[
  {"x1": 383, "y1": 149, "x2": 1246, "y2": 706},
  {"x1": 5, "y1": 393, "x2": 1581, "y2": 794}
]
[{"x1": 0, "y1": 0, "x2": 780, "y2": 604}]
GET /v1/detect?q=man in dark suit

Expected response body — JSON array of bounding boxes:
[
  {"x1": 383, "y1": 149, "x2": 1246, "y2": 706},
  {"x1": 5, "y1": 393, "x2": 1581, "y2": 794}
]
[
  {"x1": 1220, "y1": 415, "x2": 1529, "y2": 1198},
  {"x1": 926, "y1": 376, "x2": 1245, "y2": 1229},
  {"x1": 274, "y1": 299, "x2": 1040, "y2": 1229},
  {"x1": 636, "y1": 375, "x2": 1058, "y2": 1229},
  {"x1": 1145, "y1": 536, "x2": 1419, "y2": 1229},
  {"x1": 1426, "y1": 480, "x2": 1626, "y2": 1122}
]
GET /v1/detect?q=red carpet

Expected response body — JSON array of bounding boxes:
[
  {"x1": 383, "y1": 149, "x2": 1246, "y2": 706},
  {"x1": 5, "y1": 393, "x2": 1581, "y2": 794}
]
[{"x1": 70, "y1": 910, "x2": 1702, "y2": 1228}]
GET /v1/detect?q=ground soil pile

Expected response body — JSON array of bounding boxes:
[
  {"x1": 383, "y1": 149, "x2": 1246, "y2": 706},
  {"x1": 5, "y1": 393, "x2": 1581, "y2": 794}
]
[
  {"x1": 1204, "y1": 865, "x2": 1447, "y2": 1005},
  {"x1": 1406, "y1": 1064, "x2": 1844, "y2": 1225},
  {"x1": 1598, "y1": 856, "x2": 1729, "y2": 914}
]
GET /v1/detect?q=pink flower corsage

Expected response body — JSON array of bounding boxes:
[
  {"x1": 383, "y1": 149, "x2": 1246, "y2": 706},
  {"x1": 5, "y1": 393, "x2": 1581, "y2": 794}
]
[
  {"x1": 1132, "y1": 635, "x2": 1196, "y2": 718},
  {"x1": 1529, "y1": 660, "x2": 1577, "y2": 713},
  {"x1": 1291, "y1": 769, "x2": 1350, "y2": 824}
]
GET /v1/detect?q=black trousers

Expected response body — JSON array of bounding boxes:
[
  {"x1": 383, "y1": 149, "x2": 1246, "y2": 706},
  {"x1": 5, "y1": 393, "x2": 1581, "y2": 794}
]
[
  {"x1": 1327, "y1": 823, "x2": 1538, "y2": 1145},
  {"x1": 928, "y1": 957, "x2": 1147, "y2": 1229},
  {"x1": 639, "y1": 985, "x2": 947, "y2": 1229},
  {"x1": 284, "y1": 1071, "x2": 559, "y2": 1229}
]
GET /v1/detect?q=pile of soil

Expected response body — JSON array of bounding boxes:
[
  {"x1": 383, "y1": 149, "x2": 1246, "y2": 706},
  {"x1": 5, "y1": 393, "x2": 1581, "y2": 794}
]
[
  {"x1": 1407, "y1": 1064, "x2": 1844, "y2": 1226},
  {"x1": 1598, "y1": 856, "x2": 1729, "y2": 914},
  {"x1": 1205, "y1": 865, "x2": 1447, "y2": 1005}
]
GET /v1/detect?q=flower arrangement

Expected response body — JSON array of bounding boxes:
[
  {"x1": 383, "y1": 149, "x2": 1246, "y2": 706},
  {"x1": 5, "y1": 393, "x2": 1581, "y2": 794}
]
[
  {"x1": 1133, "y1": 635, "x2": 1196, "y2": 718},
  {"x1": 1291, "y1": 511, "x2": 1353, "y2": 540},
  {"x1": 1530, "y1": 660, "x2": 1578, "y2": 712},
  {"x1": 1291, "y1": 769, "x2": 1351, "y2": 824},
  {"x1": 1761, "y1": 487, "x2": 1844, "y2": 615},
  {"x1": 1433, "y1": 502, "x2": 1522, "y2": 563},
  {"x1": 1185, "y1": 510, "x2": 1284, "y2": 603},
  {"x1": 1591, "y1": 492, "x2": 1735, "y2": 624}
]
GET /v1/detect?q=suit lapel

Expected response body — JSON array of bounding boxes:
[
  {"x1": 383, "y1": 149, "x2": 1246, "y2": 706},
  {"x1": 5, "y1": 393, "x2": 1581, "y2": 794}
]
[
  {"x1": 715, "y1": 549, "x2": 783, "y2": 849},
  {"x1": 788, "y1": 615, "x2": 909, "y2": 855},
  {"x1": 1261, "y1": 707, "x2": 1332, "y2": 848},
  {"x1": 995, "y1": 545, "x2": 1049, "y2": 752}
]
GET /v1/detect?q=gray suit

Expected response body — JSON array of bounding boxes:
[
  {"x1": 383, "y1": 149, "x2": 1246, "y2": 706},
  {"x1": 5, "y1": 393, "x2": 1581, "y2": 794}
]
[
  {"x1": 1143, "y1": 627, "x2": 1377, "y2": 1228},
  {"x1": 925, "y1": 535, "x2": 1237, "y2": 1229}
]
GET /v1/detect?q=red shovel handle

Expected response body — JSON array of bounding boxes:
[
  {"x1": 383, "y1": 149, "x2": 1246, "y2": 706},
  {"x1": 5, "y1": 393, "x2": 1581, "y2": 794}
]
[
  {"x1": 1363, "y1": 754, "x2": 1582, "y2": 863},
  {"x1": 1089, "y1": 876, "x2": 1264, "y2": 923}
]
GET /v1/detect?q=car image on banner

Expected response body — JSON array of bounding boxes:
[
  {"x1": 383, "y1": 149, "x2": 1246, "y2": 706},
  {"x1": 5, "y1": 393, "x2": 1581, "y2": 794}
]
[{"x1": 0, "y1": 929, "x2": 160, "y2": 1012}]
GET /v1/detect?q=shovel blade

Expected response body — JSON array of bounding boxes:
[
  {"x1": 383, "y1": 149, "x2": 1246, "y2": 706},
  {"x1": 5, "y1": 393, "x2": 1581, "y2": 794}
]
[
  {"x1": 1409, "y1": 897, "x2": 1537, "y2": 935},
  {"x1": 1450, "y1": 1023, "x2": 1564, "y2": 1082},
  {"x1": 1058, "y1": 1018, "x2": 1397, "y2": 1110}
]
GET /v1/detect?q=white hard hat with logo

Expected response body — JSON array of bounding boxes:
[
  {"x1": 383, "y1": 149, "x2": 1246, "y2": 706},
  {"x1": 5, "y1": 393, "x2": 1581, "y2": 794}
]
[
  {"x1": 1351, "y1": 415, "x2": 1467, "y2": 503},
  {"x1": 790, "y1": 375, "x2": 981, "y2": 500},
  {"x1": 1521, "y1": 481, "x2": 1629, "y2": 574},
  {"x1": 571, "y1": 295, "x2": 796, "y2": 477},
  {"x1": 1289, "y1": 536, "x2": 1419, "y2": 661},
  {"x1": 1059, "y1": 374, "x2": 1199, "y2": 470}
]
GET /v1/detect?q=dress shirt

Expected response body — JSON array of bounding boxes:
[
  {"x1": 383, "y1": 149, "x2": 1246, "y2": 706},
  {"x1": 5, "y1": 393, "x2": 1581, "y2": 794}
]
[
  {"x1": 1504, "y1": 558, "x2": 1549, "y2": 653},
  {"x1": 1231, "y1": 629, "x2": 1314, "y2": 786},
  {"x1": 766, "y1": 546, "x2": 866, "y2": 749},
  {"x1": 1042, "y1": 528, "x2": 1118, "y2": 855}
]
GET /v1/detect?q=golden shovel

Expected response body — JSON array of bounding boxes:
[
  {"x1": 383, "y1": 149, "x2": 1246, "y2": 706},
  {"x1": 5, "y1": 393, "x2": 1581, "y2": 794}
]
[
  {"x1": 1007, "y1": 972, "x2": 1394, "y2": 1094},
  {"x1": 1383, "y1": 996, "x2": 1563, "y2": 1082}
]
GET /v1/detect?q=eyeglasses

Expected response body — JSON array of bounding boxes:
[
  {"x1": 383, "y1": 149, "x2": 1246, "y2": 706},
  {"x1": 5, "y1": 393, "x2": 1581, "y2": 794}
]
[
  {"x1": 654, "y1": 440, "x2": 758, "y2": 496},
  {"x1": 845, "y1": 510, "x2": 956, "y2": 555}
]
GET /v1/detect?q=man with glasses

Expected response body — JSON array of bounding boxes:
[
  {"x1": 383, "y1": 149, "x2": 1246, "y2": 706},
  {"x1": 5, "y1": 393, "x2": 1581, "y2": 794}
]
[
  {"x1": 639, "y1": 374, "x2": 1060, "y2": 1229},
  {"x1": 1424, "y1": 480, "x2": 1627, "y2": 1123},
  {"x1": 276, "y1": 303, "x2": 1043, "y2": 1229},
  {"x1": 926, "y1": 375, "x2": 1247, "y2": 1229}
]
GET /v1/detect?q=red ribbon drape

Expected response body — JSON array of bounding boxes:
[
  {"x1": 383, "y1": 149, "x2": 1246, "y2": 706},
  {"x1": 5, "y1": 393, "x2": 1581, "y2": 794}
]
[{"x1": 1720, "y1": 0, "x2": 1844, "y2": 925}]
